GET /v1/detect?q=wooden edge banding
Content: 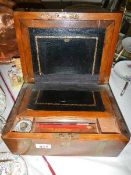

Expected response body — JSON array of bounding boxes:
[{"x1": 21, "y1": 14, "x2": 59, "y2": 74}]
[
  {"x1": 107, "y1": 85, "x2": 130, "y2": 139},
  {"x1": 3, "y1": 132, "x2": 128, "y2": 142},
  {"x1": 14, "y1": 12, "x2": 122, "y2": 21},
  {"x1": 14, "y1": 17, "x2": 28, "y2": 82},
  {"x1": 105, "y1": 15, "x2": 122, "y2": 82},
  {"x1": 98, "y1": 22, "x2": 114, "y2": 83},
  {"x1": 2, "y1": 85, "x2": 27, "y2": 135},
  {"x1": 20, "y1": 22, "x2": 34, "y2": 82}
]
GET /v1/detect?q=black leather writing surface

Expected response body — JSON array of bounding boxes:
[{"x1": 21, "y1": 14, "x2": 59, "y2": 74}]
[
  {"x1": 28, "y1": 90, "x2": 105, "y2": 111},
  {"x1": 37, "y1": 38, "x2": 96, "y2": 74}
]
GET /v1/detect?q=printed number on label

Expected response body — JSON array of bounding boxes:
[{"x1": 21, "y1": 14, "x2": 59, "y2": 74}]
[{"x1": 35, "y1": 144, "x2": 51, "y2": 149}]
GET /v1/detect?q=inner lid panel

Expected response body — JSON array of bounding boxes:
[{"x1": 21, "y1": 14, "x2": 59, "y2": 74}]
[{"x1": 29, "y1": 27, "x2": 105, "y2": 83}]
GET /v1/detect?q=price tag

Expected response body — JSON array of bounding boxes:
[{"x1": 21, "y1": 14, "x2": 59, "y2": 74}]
[{"x1": 35, "y1": 144, "x2": 51, "y2": 149}]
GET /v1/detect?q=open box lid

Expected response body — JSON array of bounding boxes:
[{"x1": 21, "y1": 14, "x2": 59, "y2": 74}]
[{"x1": 14, "y1": 12, "x2": 122, "y2": 85}]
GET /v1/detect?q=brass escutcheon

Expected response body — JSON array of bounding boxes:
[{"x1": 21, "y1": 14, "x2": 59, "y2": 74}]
[
  {"x1": 54, "y1": 133, "x2": 79, "y2": 140},
  {"x1": 41, "y1": 13, "x2": 79, "y2": 20},
  {"x1": 53, "y1": 133, "x2": 79, "y2": 147}
]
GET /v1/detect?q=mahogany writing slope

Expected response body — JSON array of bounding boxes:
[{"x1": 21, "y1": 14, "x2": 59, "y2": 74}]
[{"x1": 2, "y1": 11, "x2": 130, "y2": 156}]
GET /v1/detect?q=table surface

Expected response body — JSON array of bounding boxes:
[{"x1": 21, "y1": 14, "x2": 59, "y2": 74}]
[{"x1": 0, "y1": 64, "x2": 131, "y2": 175}]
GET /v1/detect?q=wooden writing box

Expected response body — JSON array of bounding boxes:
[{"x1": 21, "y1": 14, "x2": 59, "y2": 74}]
[{"x1": 2, "y1": 11, "x2": 130, "y2": 156}]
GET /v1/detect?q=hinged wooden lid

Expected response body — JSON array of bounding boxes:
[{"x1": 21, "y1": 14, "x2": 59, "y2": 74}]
[{"x1": 14, "y1": 12, "x2": 122, "y2": 85}]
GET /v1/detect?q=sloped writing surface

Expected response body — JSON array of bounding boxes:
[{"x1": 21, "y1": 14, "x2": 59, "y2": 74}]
[{"x1": 28, "y1": 90, "x2": 105, "y2": 111}]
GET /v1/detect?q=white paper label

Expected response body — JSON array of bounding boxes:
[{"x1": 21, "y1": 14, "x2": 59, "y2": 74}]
[{"x1": 35, "y1": 144, "x2": 51, "y2": 149}]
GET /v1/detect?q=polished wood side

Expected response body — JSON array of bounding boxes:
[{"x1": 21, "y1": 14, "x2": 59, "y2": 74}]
[{"x1": 3, "y1": 135, "x2": 127, "y2": 156}]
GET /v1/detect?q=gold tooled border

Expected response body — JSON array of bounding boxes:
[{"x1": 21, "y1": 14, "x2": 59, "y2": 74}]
[
  {"x1": 35, "y1": 36, "x2": 98, "y2": 75},
  {"x1": 35, "y1": 91, "x2": 96, "y2": 107}
]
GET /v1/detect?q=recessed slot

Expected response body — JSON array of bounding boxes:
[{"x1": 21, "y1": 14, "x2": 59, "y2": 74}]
[{"x1": 32, "y1": 121, "x2": 99, "y2": 133}]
